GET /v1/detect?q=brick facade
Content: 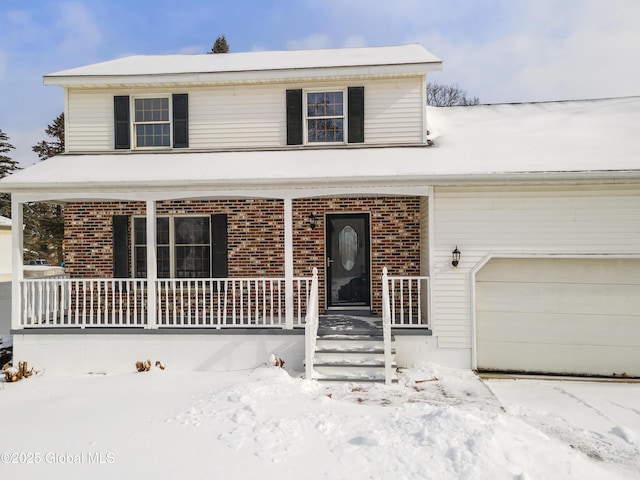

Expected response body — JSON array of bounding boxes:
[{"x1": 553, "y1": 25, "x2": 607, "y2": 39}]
[
  {"x1": 64, "y1": 196, "x2": 421, "y2": 315},
  {"x1": 293, "y1": 197, "x2": 421, "y2": 314}
]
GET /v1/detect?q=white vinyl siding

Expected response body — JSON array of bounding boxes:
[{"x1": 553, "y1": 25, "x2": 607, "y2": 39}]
[
  {"x1": 66, "y1": 90, "x2": 114, "y2": 152},
  {"x1": 365, "y1": 78, "x2": 424, "y2": 145},
  {"x1": 189, "y1": 86, "x2": 285, "y2": 148},
  {"x1": 432, "y1": 185, "x2": 640, "y2": 349},
  {"x1": 64, "y1": 76, "x2": 426, "y2": 152}
]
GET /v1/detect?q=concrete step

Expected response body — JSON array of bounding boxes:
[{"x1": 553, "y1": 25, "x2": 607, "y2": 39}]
[
  {"x1": 315, "y1": 338, "x2": 392, "y2": 354},
  {"x1": 313, "y1": 352, "x2": 390, "y2": 365}
]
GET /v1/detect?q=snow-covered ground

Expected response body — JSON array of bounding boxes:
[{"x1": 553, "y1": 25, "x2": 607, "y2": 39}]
[{"x1": 1, "y1": 363, "x2": 638, "y2": 479}]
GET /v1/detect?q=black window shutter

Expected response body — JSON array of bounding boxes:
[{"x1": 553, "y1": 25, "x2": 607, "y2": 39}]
[
  {"x1": 348, "y1": 87, "x2": 365, "y2": 143},
  {"x1": 211, "y1": 214, "x2": 228, "y2": 278},
  {"x1": 172, "y1": 93, "x2": 189, "y2": 148},
  {"x1": 286, "y1": 89, "x2": 303, "y2": 145},
  {"x1": 114, "y1": 96, "x2": 130, "y2": 149},
  {"x1": 112, "y1": 215, "x2": 130, "y2": 278}
]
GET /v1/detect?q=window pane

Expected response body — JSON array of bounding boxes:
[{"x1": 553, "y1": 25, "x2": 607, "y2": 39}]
[
  {"x1": 136, "y1": 124, "x2": 169, "y2": 147},
  {"x1": 157, "y1": 246, "x2": 170, "y2": 278},
  {"x1": 175, "y1": 246, "x2": 211, "y2": 278},
  {"x1": 135, "y1": 246, "x2": 146, "y2": 278},
  {"x1": 308, "y1": 118, "x2": 344, "y2": 143},
  {"x1": 307, "y1": 92, "x2": 344, "y2": 118},
  {"x1": 134, "y1": 218, "x2": 146, "y2": 245},
  {"x1": 175, "y1": 217, "x2": 209, "y2": 245},
  {"x1": 157, "y1": 217, "x2": 169, "y2": 245}
]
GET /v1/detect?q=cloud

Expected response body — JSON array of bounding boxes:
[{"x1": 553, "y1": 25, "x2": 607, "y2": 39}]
[
  {"x1": 414, "y1": 0, "x2": 640, "y2": 103},
  {"x1": 56, "y1": 2, "x2": 102, "y2": 55},
  {"x1": 286, "y1": 34, "x2": 332, "y2": 50},
  {"x1": 342, "y1": 35, "x2": 367, "y2": 48}
]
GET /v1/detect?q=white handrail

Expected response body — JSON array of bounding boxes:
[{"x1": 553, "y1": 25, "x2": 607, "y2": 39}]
[
  {"x1": 381, "y1": 267, "x2": 393, "y2": 385},
  {"x1": 304, "y1": 268, "x2": 319, "y2": 380},
  {"x1": 386, "y1": 274, "x2": 430, "y2": 327},
  {"x1": 20, "y1": 277, "x2": 147, "y2": 327},
  {"x1": 20, "y1": 275, "x2": 314, "y2": 328}
]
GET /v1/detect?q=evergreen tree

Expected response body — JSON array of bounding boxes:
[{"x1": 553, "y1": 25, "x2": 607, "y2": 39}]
[
  {"x1": 210, "y1": 35, "x2": 229, "y2": 54},
  {"x1": 32, "y1": 113, "x2": 65, "y2": 160},
  {"x1": 0, "y1": 128, "x2": 19, "y2": 218},
  {"x1": 26, "y1": 113, "x2": 65, "y2": 264}
]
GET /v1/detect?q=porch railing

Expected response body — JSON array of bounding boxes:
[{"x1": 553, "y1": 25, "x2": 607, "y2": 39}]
[
  {"x1": 386, "y1": 273, "x2": 430, "y2": 327},
  {"x1": 21, "y1": 277, "x2": 147, "y2": 327},
  {"x1": 156, "y1": 276, "x2": 311, "y2": 328},
  {"x1": 304, "y1": 268, "x2": 319, "y2": 379},
  {"x1": 19, "y1": 275, "x2": 312, "y2": 328}
]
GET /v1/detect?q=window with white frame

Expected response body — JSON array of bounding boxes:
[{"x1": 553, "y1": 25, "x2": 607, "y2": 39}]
[
  {"x1": 133, "y1": 216, "x2": 211, "y2": 278},
  {"x1": 114, "y1": 94, "x2": 188, "y2": 150},
  {"x1": 305, "y1": 91, "x2": 345, "y2": 143},
  {"x1": 133, "y1": 97, "x2": 171, "y2": 148}
]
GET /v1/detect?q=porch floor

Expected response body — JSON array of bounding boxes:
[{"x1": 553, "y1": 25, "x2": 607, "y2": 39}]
[{"x1": 318, "y1": 313, "x2": 382, "y2": 336}]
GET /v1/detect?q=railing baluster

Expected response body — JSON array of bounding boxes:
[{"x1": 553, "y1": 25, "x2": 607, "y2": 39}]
[
  {"x1": 268, "y1": 280, "x2": 273, "y2": 326},
  {"x1": 223, "y1": 280, "x2": 229, "y2": 325},
  {"x1": 277, "y1": 279, "x2": 282, "y2": 325}
]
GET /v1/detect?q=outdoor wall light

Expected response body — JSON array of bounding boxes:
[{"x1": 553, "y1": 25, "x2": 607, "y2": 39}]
[
  {"x1": 309, "y1": 213, "x2": 317, "y2": 230},
  {"x1": 451, "y1": 246, "x2": 461, "y2": 267}
]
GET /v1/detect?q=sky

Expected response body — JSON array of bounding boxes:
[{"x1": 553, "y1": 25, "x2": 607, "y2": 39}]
[{"x1": 1, "y1": 0, "x2": 639, "y2": 167}]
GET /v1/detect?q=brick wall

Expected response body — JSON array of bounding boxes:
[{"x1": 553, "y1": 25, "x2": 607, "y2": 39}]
[
  {"x1": 64, "y1": 196, "x2": 421, "y2": 315},
  {"x1": 293, "y1": 197, "x2": 421, "y2": 314},
  {"x1": 64, "y1": 199, "x2": 285, "y2": 278}
]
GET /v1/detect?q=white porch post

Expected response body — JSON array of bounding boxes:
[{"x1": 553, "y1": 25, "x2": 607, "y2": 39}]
[
  {"x1": 284, "y1": 197, "x2": 294, "y2": 329},
  {"x1": 11, "y1": 199, "x2": 24, "y2": 330},
  {"x1": 146, "y1": 200, "x2": 157, "y2": 329}
]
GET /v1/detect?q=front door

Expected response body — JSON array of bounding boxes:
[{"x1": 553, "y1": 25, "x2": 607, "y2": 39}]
[{"x1": 326, "y1": 213, "x2": 371, "y2": 308}]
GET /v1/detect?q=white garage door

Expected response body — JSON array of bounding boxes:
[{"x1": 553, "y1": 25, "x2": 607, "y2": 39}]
[{"x1": 476, "y1": 258, "x2": 640, "y2": 377}]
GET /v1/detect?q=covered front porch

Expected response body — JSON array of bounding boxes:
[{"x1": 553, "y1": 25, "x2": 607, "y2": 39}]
[
  {"x1": 8, "y1": 181, "x2": 434, "y2": 379},
  {"x1": 11, "y1": 184, "x2": 433, "y2": 330}
]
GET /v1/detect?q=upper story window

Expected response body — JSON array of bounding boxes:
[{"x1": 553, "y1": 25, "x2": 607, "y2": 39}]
[
  {"x1": 134, "y1": 98, "x2": 170, "y2": 147},
  {"x1": 114, "y1": 94, "x2": 188, "y2": 150},
  {"x1": 306, "y1": 91, "x2": 344, "y2": 144},
  {"x1": 287, "y1": 87, "x2": 363, "y2": 146}
]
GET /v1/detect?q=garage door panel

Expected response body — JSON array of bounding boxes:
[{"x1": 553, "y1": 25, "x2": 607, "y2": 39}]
[
  {"x1": 476, "y1": 258, "x2": 640, "y2": 377},
  {"x1": 478, "y1": 341, "x2": 640, "y2": 377},
  {"x1": 477, "y1": 281, "x2": 640, "y2": 316},
  {"x1": 477, "y1": 311, "x2": 640, "y2": 347}
]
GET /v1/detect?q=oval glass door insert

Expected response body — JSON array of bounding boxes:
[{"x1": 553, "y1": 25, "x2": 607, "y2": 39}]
[{"x1": 339, "y1": 225, "x2": 358, "y2": 271}]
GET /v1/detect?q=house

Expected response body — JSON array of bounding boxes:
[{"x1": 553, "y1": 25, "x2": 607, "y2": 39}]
[{"x1": 1, "y1": 44, "x2": 639, "y2": 379}]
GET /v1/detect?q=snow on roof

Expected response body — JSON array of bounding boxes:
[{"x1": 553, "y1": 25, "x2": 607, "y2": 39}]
[
  {"x1": 425, "y1": 96, "x2": 640, "y2": 174},
  {"x1": 45, "y1": 44, "x2": 442, "y2": 80},
  {"x1": 1, "y1": 97, "x2": 639, "y2": 194}
]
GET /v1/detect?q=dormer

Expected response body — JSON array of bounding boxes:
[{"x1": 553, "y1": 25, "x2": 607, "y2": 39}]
[{"x1": 44, "y1": 44, "x2": 442, "y2": 153}]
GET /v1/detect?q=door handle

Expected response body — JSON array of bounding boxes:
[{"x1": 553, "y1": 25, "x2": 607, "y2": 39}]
[{"x1": 326, "y1": 257, "x2": 334, "y2": 266}]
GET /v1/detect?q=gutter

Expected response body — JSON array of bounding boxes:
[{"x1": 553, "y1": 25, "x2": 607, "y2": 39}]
[{"x1": 2, "y1": 170, "x2": 640, "y2": 195}]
